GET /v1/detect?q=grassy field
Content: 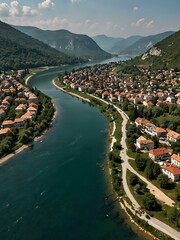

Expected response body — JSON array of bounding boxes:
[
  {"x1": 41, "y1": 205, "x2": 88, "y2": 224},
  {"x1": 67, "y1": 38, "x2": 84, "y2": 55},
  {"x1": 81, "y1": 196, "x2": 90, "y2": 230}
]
[{"x1": 127, "y1": 169, "x2": 180, "y2": 232}]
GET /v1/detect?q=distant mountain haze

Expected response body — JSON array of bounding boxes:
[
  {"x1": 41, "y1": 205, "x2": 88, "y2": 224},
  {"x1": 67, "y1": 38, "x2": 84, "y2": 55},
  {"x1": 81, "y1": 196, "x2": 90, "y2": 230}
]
[
  {"x1": 92, "y1": 35, "x2": 123, "y2": 52},
  {"x1": 13, "y1": 25, "x2": 111, "y2": 61},
  {"x1": 127, "y1": 30, "x2": 180, "y2": 69},
  {"x1": 110, "y1": 35, "x2": 143, "y2": 54},
  {"x1": 120, "y1": 31, "x2": 174, "y2": 56},
  {"x1": 93, "y1": 32, "x2": 175, "y2": 57}
]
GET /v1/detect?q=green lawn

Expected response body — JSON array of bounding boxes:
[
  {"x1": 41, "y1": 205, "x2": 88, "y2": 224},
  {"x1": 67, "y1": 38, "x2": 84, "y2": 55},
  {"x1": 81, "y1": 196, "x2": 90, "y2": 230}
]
[
  {"x1": 128, "y1": 159, "x2": 180, "y2": 207},
  {"x1": 127, "y1": 170, "x2": 180, "y2": 232}
]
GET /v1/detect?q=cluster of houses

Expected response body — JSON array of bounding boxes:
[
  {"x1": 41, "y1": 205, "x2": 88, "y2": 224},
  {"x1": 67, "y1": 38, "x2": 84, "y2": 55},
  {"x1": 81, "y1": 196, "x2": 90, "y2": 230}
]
[
  {"x1": 135, "y1": 117, "x2": 180, "y2": 182},
  {"x1": 0, "y1": 73, "x2": 39, "y2": 140},
  {"x1": 62, "y1": 64, "x2": 180, "y2": 182},
  {"x1": 62, "y1": 64, "x2": 180, "y2": 106},
  {"x1": 135, "y1": 117, "x2": 180, "y2": 142}
]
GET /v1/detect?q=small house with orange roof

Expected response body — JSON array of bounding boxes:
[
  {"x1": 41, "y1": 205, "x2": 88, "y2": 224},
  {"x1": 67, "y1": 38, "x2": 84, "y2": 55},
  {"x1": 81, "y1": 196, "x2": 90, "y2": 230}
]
[
  {"x1": 167, "y1": 130, "x2": 180, "y2": 143},
  {"x1": 0, "y1": 128, "x2": 10, "y2": 140},
  {"x1": 136, "y1": 136, "x2": 154, "y2": 150},
  {"x1": 0, "y1": 109, "x2": 5, "y2": 118},
  {"x1": 149, "y1": 148, "x2": 170, "y2": 162},
  {"x1": 161, "y1": 165, "x2": 180, "y2": 182},
  {"x1": 14, "y1": 118, "x2": 25, "y2": 128},
  {"x1": 171, "y1": 154, "x2": 180, "y2": 167},
  {"x1": 1, "y1": 120, "x2": 14, "y2": 129},
  {"x1": 152, "y1": 127, "x2": 167, "y2": 138}
]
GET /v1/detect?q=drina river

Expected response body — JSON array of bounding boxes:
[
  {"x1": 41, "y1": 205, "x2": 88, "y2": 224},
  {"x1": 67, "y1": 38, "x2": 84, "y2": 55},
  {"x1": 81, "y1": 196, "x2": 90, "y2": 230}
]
[{"x1": 0, "y1": 56, "x2": 145, "y2": 240}]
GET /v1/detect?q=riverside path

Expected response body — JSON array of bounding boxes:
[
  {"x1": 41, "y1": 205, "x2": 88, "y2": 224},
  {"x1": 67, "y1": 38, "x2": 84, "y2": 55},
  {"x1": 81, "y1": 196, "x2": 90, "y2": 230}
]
[{"x1": 87, "y1": 94, "x2": 180, "y2": 240}]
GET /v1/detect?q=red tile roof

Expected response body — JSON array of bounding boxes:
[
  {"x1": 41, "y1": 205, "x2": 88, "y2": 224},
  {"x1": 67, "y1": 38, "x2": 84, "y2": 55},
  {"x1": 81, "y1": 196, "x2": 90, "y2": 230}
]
[
  {"x1": 162, "y1": 165, "x2": 180, "y2": 175},
  {"x1": 149, "y1": 148, "x2": 169, "y2": 156},
  {"x1": 171, "y1": 154, "x2": 180, "y2": 163},
  {"x1": 153, "y1": 127, "x2": 167, "y2": 133},
  {"x1": 167, "y1": 130, "x2": 180, "y2": 139}
]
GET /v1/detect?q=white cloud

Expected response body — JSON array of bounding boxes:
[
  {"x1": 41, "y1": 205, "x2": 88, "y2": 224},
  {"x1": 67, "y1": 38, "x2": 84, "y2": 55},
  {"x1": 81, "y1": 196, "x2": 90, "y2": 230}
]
[
  {"x1": 132, "y1": 18, "x2": 154, "y2": 29},
  {"x1": 135, "y1": 18, "x2": 145, "y2": 27},
  {"x1": 22, "y1": 6, "x2": 38, "y2": 16},
  {"x1": 0, "y1": 1, "x2": 37, "y2": 17},
  {"x1": 0, "y1": 3, "x2": 10, "y2": 17},
  {"x1": 133, "y1": 6, "x2": 138, "y2": 12},
  {"x1": 71, "y1": 0, "x2": 84, "y2": 3},
  {"x1": 38, "y1": 0, "x2": 55, "y2": 9},
  {"x1": 10, "y1": 1, "x2": 20, "y2": 16},
  {"x1": 146, "y1": 20, "x2": 154, "y2": 29}
]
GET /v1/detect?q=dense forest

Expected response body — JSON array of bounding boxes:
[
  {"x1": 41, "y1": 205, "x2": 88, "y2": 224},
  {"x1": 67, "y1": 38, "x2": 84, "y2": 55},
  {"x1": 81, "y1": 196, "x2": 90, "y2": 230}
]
[
  {"x1": 0, "y1": 21, "x2": 82, "y2": 70},
  {"x1": 13, "y1": 26, "x2": 111, "y2": 61}
]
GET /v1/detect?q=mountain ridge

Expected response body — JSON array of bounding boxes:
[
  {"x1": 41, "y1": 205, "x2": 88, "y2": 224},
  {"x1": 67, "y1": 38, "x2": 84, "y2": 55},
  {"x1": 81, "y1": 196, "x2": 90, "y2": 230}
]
[
  {"x1": 92, "y1": 34, "x2": 123, "y2": 52},
  {"x1": 13, "y1": 25, "x2": 111, "y2": 61},
  {"x1": 126, "y1": 30, "x2": 180, "y2": 69},
  {"x1": 0, "y1": 21, "x2": 81, "y2": 70},
  {"x1": 120, "y1": 31, "x2": 174, "y2": 56}
]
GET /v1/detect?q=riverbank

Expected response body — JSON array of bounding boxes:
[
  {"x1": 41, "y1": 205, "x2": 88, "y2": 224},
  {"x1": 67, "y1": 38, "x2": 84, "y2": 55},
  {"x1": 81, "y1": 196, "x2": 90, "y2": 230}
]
[
  {"x1": 0, "y1": 73, "x2": 57, "y2": 166},
  {"x1": 52, "y1": 79, "x2": 91, "y2": 103},
  {"x1": 52, "y1": 79, "x2": 157, "y2": 240},
  {"x1": 25, "y1": 66, "x2": 55, "y2": 85},
  {"x1": 0, "y1": 106, "x2": 57, "y2": 166}
]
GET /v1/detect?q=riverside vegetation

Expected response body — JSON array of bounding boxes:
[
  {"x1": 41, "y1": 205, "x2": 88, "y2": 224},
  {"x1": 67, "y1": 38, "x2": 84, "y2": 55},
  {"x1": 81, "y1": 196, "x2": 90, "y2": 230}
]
[
  {"x1": 0, "y1": 71, "x2": 55, "y2": 159},
  {"x1": 54, "y1": 56, "x2": 180, "y2": 239}
]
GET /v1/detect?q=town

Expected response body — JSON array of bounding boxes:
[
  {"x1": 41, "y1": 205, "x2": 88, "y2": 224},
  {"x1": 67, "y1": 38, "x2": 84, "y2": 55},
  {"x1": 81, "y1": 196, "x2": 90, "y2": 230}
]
[
  {"x1": 0, "y1": 71, "x2": 54, "y2": 158},
  {"x1": 58, "y1": 62, "x2": 180, "y2": 182}
]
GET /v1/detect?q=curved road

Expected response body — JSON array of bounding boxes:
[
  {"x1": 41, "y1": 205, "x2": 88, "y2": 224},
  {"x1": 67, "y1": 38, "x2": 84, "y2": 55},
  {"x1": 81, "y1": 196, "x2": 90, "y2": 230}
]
[{"x1": 87, "y1": 94, "x2": 180, "y2": 240}]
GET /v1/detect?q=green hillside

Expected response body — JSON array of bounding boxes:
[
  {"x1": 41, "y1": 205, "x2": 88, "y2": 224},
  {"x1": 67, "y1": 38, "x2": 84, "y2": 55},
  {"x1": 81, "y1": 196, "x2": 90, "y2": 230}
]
[
  {"x1": 0, "y1": 21, "x2": 81, "y2": 70},
  {"x1": 120, "y1": 31, "x2": 174, "y2": 56},
  {"x1": 127, "y1": 30, "x2": 180, "y2": 69},
  {"x1": 14, "y1": 26, "x2": 111, "y2": 61}
]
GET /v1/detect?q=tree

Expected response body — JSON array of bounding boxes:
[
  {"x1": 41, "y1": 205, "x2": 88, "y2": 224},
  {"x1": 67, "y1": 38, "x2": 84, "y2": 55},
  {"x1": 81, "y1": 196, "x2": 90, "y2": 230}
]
[
  {"x1": 151, "y1": 136, "x2": 159, "y2": 148},
  {"x1": 129, "y1": 174, "x2": 139, "y2": 186},
  {"x1": 135, "y1": 154, "x2": 147, "y2": 171},
  {"x1": 18, "y1": 133, "x2": 29, "y2": 144},
  {"x1": 143, "y1": 193, "x2": 158, "y2": 211},
  {"x1": 145, "y1": 160, "x2": 161, "y2": 180},
  {"x1": 157, "y1": 174, "x2": 169, "y2": 189},
  {"x1": 134, "y1": 184, "x2": 141, "y2": 194},
  {"x1": 167, "y1": 208, "x2": 180, "y2": 225},
  {"x1": 175, "y1": 184, "x2": 180, "y2": 201},
  {"x1": 152, "y1": 163, "x2": 161, "y2": 179}
]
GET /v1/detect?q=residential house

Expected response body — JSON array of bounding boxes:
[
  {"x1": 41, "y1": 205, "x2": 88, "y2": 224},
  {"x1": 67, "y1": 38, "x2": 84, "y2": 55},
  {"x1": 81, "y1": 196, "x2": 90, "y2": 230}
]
[
  {"x1": 0, "y1": 109, "x2": 5, "y2": 118},
  {"x1": 1, "y1": 120, "x2": 14, "y2": 129},
  {"x1": 171, "y1": 154, "x2": 180, "y2": 167},
  {"x1": 78, "y1": 86, "x2": 87, "y2": 92},
  {"x1": 21, "y1": 112, "x2": 35, "y2": 120},
  {"x1": 27, "y1": 106, "x2": 38, "y2": 116},
  {"x1": 29, "y1": 103, "x2": 38, "y2": 110},
  {"x1": 136, "y1": 136, "x2": 154, "y2": 150},
  {"x1": 135, "y1": 117, "x2": 151, "y2": 128},
  {"x1": 167, "y1": 130, "x2": 180, "y2": 142},
  {"x1": 15, "y1": 104, "x2": 27, "y2": 113},
  {"x1": 102, "y1": 91, "x2": 110, "y2": 99},
  {"x1": 28, "y1": 94, "x2": 38, "y2": 104},
  {"x1": 152, "y1": 127, "x2": 167, "y2": 138},
  {"x1": 166, "y1": 96, "x2": 176, "y2": 103},
  {"x1": 143, "y1": 100, "x2": 154, "y2": 107},
  {"x1": 14, "y1": 118, "x2": 25, "y2": 128},
  {"x1": 149, "y1": 148, "x2": 170, "y2": 162},
  {"x1": 144, "y1": 122, "x2": 156, "y2": 135},
  {"x1": 0, "y1": 128, "x2": 10, "y2": 140},
  {"x1": 161, "y1": 165, "x2": 180, "y2": 182}
]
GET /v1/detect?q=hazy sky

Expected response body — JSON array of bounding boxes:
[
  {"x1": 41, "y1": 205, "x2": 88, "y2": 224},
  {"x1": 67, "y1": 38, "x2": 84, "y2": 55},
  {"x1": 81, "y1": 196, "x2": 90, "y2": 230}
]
[{"x1": 0, "y1": 0, "x2": 179, "y2": 37}]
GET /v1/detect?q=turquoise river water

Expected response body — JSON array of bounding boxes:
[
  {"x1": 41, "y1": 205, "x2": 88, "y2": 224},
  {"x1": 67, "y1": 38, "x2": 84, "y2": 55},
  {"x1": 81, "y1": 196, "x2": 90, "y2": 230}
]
[{"x1": 0, "y1": 56, "x2": 145, "y2": 240}]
